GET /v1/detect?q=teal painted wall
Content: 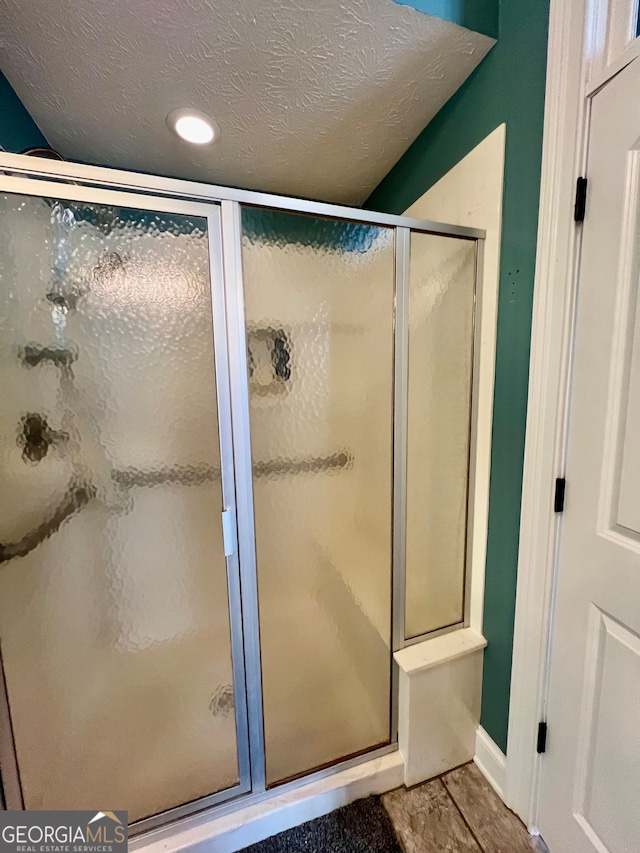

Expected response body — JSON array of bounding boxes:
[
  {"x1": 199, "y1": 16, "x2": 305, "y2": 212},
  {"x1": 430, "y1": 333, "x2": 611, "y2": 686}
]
[
  {"x1": 391, "y1": 0, "x2": 498, "y2": 38},
  {"x1": 367, "y1": 0, "x2": 549, "y2": 751},
  {"x1": 0, "y1": 72, "x2": 48, "y2": 152}
]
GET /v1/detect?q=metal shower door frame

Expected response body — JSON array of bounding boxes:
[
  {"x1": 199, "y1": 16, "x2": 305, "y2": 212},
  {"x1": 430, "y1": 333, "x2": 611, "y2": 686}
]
[
  {"x1": 219, "y1": 202, "x2": 485, "y2": 788},
  {"x1": 0, "y1": 153, "x2": 487, "y2": 841},
  {"x1": 0, "y1": 177, "x2": 252, "y2": 831}
]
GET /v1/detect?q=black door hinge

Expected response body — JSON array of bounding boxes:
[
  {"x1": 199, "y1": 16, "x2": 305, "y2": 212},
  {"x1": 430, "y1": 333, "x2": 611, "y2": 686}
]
[
  {"x1": 537, "y1": 721, "x2": 548, "y2": 754},
  {"x1": 554, "y1": 477, "x2": 566, "y2": 513},
  {"x1": 574, "y1": 177, "x2": 588, "y2": 222}
]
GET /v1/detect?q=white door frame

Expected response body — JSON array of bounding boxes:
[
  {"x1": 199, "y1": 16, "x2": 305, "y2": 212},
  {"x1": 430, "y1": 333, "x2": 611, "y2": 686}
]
[{"x1": 504, "y1": 0, "x2": 640, "y2": 831}]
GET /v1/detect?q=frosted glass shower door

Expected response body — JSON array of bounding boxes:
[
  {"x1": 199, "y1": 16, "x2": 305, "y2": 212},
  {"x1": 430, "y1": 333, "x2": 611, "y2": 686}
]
[
  {"x1": 405, "y1": 233, "x2": 477, "y2": 638},
  {"x1": 240, "y1": 208, "x2": 395, "y2": 786},
  {"x1": 0, "y1": 187, "x2": 248, "y2": 824}
]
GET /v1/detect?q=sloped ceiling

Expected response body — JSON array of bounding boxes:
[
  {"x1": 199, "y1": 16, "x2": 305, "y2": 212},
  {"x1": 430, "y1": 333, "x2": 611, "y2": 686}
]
[{"x1": 0, "y1": 0, "x2": 494, "y2": 204}]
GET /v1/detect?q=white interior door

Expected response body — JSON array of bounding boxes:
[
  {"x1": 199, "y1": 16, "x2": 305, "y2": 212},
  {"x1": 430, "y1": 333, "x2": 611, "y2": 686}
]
[{"x1": 538, "y1": 57, "x2": 640, "y2": 852}]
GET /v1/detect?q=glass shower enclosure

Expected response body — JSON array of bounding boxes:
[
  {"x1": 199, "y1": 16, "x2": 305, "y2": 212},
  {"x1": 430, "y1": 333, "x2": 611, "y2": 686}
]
[{"x1": 0, "y1": 154, "x2": 483, "y2": 835}]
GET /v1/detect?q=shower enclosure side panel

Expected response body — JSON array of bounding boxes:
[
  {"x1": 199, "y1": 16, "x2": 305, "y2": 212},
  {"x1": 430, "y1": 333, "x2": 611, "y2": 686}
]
[{"x1": 404, "y1": 233, "x2": 477, "y2": 640}]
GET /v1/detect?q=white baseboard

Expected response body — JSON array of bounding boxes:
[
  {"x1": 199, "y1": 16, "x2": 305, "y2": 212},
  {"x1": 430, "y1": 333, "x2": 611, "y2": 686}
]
[
  {"x1": 133, "y1": 751, "x2": 404, "y2": 853},
  {"x1": 474, "y1": 726, "x2": 506, "y2": 800}
]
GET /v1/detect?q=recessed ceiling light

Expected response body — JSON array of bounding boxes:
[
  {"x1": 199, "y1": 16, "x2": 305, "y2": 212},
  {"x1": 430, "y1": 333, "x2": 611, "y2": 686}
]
[{"x1": 166, "y1": 108, "x2": 219, "y2": 145}]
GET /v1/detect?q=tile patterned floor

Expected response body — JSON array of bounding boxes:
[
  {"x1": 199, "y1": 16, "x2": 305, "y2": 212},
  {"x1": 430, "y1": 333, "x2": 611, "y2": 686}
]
[{"x1": 383, "y1": 763, "x2": 548, "y2": 853}]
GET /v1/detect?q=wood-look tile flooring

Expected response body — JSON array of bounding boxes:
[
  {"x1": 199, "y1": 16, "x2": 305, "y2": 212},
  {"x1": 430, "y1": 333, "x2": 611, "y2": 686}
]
[{"x1": 383, "y1": 763, "x2": 548, "y2": 853}]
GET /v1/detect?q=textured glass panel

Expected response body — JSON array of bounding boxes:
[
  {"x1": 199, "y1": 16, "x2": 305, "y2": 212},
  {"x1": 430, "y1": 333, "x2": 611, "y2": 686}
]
[
  {"x1": 241, "y1": 207, "x2": 394, "y2": 786},
  {"x1": 405, "y1": 233, "x2": 476, "y2": 638},
  {"x1": 0, "y1": 193, "x2": 238, "y2": 820}
]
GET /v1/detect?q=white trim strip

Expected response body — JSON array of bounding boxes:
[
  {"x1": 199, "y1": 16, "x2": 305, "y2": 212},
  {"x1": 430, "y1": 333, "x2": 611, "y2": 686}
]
[
  {"x1": 504, "y1": 0, "x2": 595, "y2": 830},
  {"x1": 474, "y1": 726, "x2": 506, "y2": 801}
]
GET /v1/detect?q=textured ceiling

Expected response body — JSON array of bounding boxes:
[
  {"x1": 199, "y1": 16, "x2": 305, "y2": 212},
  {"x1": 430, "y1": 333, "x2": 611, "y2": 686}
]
[{"x1": 0, "y1": 0, "x2": 493, "y2": 204}]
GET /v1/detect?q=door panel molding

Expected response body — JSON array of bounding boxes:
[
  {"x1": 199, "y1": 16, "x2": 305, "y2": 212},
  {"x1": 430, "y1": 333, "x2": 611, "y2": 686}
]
[{"x1": 604, "y1": 147, "x2": 640, "y2": 540}]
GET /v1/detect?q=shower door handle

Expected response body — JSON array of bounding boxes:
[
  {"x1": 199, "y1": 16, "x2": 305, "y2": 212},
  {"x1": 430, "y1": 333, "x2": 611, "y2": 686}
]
[{"x1": 221, "y1": 509, "x2": 237, "y2": 557}]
